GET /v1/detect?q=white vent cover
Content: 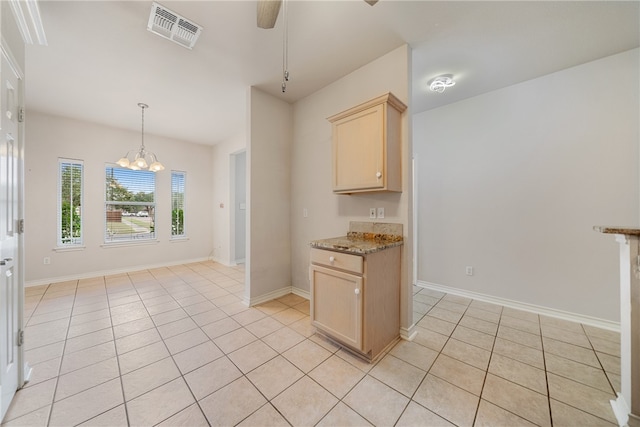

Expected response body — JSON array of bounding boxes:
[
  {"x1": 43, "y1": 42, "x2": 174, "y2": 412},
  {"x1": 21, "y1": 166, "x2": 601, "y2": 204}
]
[{"x1": 147, "y1": 2, "x2": 203, "y2": 49}]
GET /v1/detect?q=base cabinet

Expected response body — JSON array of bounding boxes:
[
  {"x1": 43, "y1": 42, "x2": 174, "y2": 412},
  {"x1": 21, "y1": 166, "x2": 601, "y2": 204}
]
[{"x1": 310, "y1": 246, "x2": 401, "y2": 361}]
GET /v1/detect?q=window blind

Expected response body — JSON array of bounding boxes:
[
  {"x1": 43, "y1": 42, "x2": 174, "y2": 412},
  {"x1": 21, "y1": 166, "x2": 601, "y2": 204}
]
[
  {"x1": 58, "y1": 159, "x2": 83, "y2": 246},
  {"x1": 171, "y1": 171, "x2": 186, "y2": 237},
  {"x1": 105, "y1": 166, "x2": 156, "y2": 242}
]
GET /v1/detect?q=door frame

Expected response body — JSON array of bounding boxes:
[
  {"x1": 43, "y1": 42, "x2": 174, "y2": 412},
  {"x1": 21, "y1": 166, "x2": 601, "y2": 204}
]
[{"x1": 0, "y1": 40, "x2": 27, "y2": 421}]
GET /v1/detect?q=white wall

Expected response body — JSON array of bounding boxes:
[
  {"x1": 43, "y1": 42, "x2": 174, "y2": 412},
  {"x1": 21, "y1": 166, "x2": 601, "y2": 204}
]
[
  {"x1": 25, "y1": 111, "x2": 214, "y2": 285},
  {"x1": 211, "y1": 132, "x2": 246, "y2": 265},
  {"x1": 290, "y1": 45, "x2": 413, "y2": 331},
  {"x1": 414, "y1": 48, "x2": 639, "y2": 322},
  {"x1": 247, "y1": 87, "x2": 293, "y2": 302}
]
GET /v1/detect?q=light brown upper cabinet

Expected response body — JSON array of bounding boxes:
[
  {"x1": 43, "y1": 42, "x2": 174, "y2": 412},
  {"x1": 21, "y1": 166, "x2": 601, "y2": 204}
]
[{"x1": 328, "y1": 93, "x2": 407, "y2": 194}]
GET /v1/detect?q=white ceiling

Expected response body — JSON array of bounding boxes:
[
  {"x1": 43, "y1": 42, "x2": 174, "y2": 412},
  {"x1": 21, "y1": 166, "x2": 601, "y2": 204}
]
[{"x1": 25, "y1": 1, "x2": 639, "y2": 146}]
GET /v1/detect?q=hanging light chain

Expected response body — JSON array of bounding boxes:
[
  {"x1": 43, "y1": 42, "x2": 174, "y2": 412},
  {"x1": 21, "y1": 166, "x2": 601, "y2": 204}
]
[
  {"x1": 139, "y1": 103, "x2": 148, "y2": 151},
  {"x1": 282, "y1": 0, "x2": 289, "y2": 93}
]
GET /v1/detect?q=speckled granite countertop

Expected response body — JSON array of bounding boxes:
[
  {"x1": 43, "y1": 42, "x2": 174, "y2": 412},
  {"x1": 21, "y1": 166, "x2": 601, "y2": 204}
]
[
  {"x1": 310, "y1": 221, "x2": 404, "y2": 255},
  {"x1": 594, "y1": 226, "x2": 640, "y2": 236}
]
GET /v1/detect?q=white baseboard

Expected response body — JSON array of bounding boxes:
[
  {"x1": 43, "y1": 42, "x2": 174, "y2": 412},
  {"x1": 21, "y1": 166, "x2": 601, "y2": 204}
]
[
  {"x1": 610, "y1": 393, "x2": 630, "y2": 427},
  {"x1": 210, "y1": 256, "x2": 232, "y2": 266},
  {"x1": 291, "y1": 287, "x2": 310, "y2": 300},
  {"x1": 25, "y1": 257, "x2": 213, "y2": 288},
  {"x1": 247, "y1": 286, "x2": 310, "y2": 307},
  {"x1": 400, "y1": 324, "x2": 417, "y2": 341},
  {"x1": 418, "y1": 280, "x2": 620, "y2": 332},
  {"x1": 247, "y1": 286, "x2": 293, "y2": 306}
]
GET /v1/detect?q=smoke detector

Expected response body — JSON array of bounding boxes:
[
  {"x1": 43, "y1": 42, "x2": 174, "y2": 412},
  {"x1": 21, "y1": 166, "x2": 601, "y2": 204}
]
[{"x1": 147, "y1": 2, "x2": 203, "y2": 49}]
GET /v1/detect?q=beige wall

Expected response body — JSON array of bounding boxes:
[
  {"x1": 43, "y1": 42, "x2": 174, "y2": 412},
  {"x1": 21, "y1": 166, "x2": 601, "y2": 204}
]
[
  {"x1": 247, "y1": 87, "x2": 293, "y2": 302},
  {"x1": 414, "y1": 48, "x2": 639, "y2": 322},
  {"x1": 290, "y1": 45, "x2": 413, "y2": 332},
  {"x1": 24, "y1": 111, "x2": 214, "y2": 285}
]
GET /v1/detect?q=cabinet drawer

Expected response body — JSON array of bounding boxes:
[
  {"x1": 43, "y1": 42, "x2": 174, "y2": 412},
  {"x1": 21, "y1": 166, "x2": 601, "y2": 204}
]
[{"x1": 310, "y1": 248, "x2": 363, "y2": 274}]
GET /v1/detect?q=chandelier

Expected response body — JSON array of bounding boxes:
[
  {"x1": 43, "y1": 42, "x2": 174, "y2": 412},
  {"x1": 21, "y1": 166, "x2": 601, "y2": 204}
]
[{"x1": 116, "y1": 103, "x2": 165, "y2": 172}]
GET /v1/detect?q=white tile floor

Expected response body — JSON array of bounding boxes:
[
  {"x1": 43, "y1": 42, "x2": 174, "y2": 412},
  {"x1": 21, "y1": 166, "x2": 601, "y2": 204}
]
[{"x1": 1, "y1": 261, "x2": 621, "y2": 426}]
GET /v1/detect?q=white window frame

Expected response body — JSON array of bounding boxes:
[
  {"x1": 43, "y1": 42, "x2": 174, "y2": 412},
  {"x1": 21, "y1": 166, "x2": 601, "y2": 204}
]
[
  {"x1": 57, "y1": 158, "x2": 83, "y2": 247},
  {"x1": 104, "y1": 165, "x2": 157, "y2": 244},
  {"x1": 171, "y1": 170, "x2": 186, "y2": 239}
]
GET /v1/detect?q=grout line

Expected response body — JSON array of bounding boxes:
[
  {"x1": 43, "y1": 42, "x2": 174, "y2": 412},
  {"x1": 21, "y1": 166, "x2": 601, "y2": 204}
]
[
  {"x1": 44, "y1": 278, "x2": 80, "y2": 427},
  {"x1": 538, "y1": 308, "x2": 554, "y2": 426},
  {"x1": 125, "y1": 264, "x2": 228, "y2": 425},
  {"x1": 124, "y1": 261, "x2": 262, "y2": 425},
  {"x1": 470, "y1": 303, "x2": 502, "y2": 426},
  {"x1": 108, "y1": 274, "x2": 132, "y2": 427},
  {"x1": 16, "y1": 263, "x2": 618, "y2": 427},
  {"x1": 397, "y1": 292, "x2": 459, "y2": 425},
  {"x1": 581, "y1": 322, "x2": 620, "y2": 396}
]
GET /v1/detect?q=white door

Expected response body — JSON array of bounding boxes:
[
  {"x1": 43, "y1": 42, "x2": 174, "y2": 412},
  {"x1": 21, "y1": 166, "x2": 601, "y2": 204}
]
[{"x1": 0, "y1": 50, "x2": 22, "y2": 422}]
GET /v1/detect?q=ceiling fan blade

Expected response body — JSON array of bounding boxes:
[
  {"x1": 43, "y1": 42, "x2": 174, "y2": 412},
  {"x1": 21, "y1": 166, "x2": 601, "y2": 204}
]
[
  {"x1": 364, "y1": 0, "x2": 379, "y2": 5},
  {"x1": 257, "y1": 0, "x2": 282, "y2": 29}
]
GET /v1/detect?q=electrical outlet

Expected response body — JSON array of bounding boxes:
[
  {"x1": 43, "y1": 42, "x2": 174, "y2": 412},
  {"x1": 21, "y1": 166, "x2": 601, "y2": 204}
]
[
  {"x1": 303, "y1": 208, "x2": 308, "y2": 218},
  {"x1": 466, "y1": 266, "x2": 473, "y2": 276},
  {"x1": 377, "y1": 207, "x2": 385, "y2": 219},
  {"x1": 369, "y1": 208, "x2": 376, "y2": 219},
  {"x1": 43, "y1": 257, "x2": 51, "y2": 265}
]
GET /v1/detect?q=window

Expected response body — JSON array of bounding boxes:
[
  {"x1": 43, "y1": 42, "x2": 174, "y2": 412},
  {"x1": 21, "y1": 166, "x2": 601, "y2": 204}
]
[
  {"x1": 171, "y1": 171, "x2": 186, "y2": 238},
  {"x1": 105, "y1": 166, "x2": 156, "y2": 242},
  {"x1": 58, "y1": 159, "x2": 83, "y2": 246}
]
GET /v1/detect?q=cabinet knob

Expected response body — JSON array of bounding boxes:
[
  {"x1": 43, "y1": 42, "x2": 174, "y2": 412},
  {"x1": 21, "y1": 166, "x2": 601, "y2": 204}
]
[
  {"x1": 329, "y1": 256, "x2": 335, "y2": 263},
  {"x1": 376, "y1": 171, "x2": 382, "y2": 179},
  {"x1": 354, "y1": 288, "x2": 360, "y2": 295}
]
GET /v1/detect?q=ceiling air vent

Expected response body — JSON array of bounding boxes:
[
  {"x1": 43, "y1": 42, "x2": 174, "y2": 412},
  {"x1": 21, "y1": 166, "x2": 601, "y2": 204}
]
[{"x1": 147, "y1": 2, "x2": 203, "y2": 49}]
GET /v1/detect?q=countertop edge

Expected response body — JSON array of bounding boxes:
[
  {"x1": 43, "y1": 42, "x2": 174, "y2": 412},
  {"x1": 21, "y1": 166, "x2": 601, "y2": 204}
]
[
  {"x1": 310, "y1": 238, "x2": 404, "y2": 255},
  {"x1": 594, "y1": 226, "x2": 640, "y2": 236}
]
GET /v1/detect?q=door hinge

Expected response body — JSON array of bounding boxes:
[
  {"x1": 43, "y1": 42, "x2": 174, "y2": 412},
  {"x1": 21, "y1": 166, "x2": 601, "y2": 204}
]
[
  {"x1": 18, "y1": 107, "x2": 24, "y2": 123},
  {"x1": 18, "y1": 329, "x2": 24, "y2": 347},
  {"x1": 17, "y1": 218, "x2": 24, "y2": 234}
]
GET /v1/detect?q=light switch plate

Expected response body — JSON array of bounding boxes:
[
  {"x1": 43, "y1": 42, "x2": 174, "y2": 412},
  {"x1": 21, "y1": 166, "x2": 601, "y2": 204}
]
[
  {"x1": 369, "y1": 208, "x2": 376, "y2": 219},
  {"x1": 377, "y1": 207, "x2": 385, "y2": 219}
]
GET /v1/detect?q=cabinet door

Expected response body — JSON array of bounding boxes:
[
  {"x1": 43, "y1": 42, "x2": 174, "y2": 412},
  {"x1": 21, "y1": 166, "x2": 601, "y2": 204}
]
[
  {"x1": 310, "y1": 265, "x2": 363, "y2": 350},
  {"x1": 332, "y1": 104, "x2": 384, "y2": 192}
]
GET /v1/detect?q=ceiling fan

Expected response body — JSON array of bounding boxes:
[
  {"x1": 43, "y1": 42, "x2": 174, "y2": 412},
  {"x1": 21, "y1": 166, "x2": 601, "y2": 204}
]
[{"x1": 257, "y1": 0, "x2": 379, "y2": 29}]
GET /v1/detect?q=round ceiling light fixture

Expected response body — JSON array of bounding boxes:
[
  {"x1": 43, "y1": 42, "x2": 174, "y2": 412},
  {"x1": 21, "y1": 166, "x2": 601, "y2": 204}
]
[{"x1": 429, "y1": 74, "x2": 456, "y2": 93}]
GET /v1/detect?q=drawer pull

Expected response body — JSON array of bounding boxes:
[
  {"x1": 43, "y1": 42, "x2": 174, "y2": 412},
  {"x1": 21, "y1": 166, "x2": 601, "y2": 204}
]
[
  {"x1": 354, "y1": 288, "x2": 360, "y2": 295},
  {"x1": 329, "y1": 256, "x2": 335, "y2": 263}
]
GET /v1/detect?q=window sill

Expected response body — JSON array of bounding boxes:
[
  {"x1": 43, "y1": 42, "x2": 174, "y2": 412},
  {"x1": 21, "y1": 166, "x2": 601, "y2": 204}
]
[
  {"x1": 53, "y1": 245, "x2": 86, "y2": 252},
  {"x1": 101, "y1": 240, "x2": 159, "y2": 249},
  {"x1": 170, "y1": 236, "x2": 189, "y2": 242}
]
